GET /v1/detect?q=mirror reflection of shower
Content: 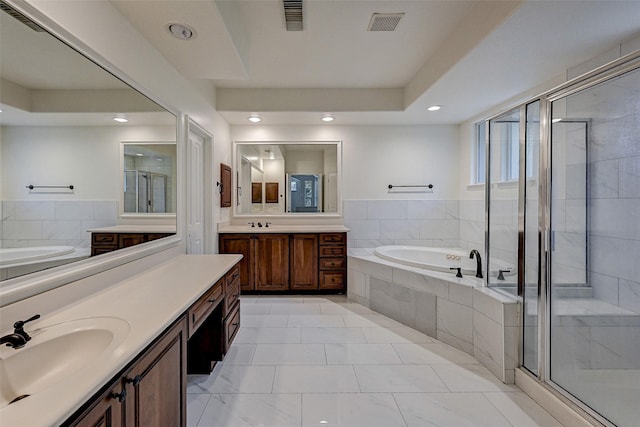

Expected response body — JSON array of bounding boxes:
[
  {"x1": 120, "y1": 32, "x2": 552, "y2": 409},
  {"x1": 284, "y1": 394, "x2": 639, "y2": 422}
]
[
  {"x1": 122, "y1": 143, "x2": 177, "y2": 214},
  {"x1": 124, "y1": 170, "x2": 167, "y2": 213},
  {"x1": 287, "y1": 174, "x2": 323, "y2": 213}
]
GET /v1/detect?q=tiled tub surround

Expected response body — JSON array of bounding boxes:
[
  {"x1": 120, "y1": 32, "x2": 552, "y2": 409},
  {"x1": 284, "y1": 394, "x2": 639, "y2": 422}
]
[
  {"x1": 348, "y1": 248, "x2": 519, "y2": 384},
  {"x1": 1, "y1": 200, "x2": 118, "y2": 249}
]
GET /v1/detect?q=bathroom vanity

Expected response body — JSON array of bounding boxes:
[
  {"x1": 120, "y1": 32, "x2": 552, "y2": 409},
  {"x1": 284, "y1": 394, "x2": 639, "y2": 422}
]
[
  {"x1": 0, "y1": 255, "x2": 241, "y2": 427},
  {"x1": 88, "y1": 225, "x2": 176, "y2": 256},
  {"x1": 219, "y1": 226, "x2": 348, "y2": 293}
]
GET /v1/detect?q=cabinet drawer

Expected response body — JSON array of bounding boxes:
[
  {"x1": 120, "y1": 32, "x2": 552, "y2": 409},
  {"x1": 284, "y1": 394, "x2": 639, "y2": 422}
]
[
  {"x1": 224, "y1": 302, "x2": 241, "y2": 351},
  {"x1": 319, "y1": 246, "x2": 346, "y2": 257},
  {"x1": 320, "y1": 233, "x2": 346, "y2": 244},
  {"x1": 319, "y1": 271, "x2": 346, "y2": 290},
  {"x1": 188, "y1": 279, "x2": 224, "y2": 337},
  {"x1": 319, "y1": 257, "x2": 346, "y2": 270},
  {"x1": 92, "y1": 233, "x2": 117, "y2": 245},
  {"x1": 225, "y1": 273, "x2": 241, "y2": 315}
]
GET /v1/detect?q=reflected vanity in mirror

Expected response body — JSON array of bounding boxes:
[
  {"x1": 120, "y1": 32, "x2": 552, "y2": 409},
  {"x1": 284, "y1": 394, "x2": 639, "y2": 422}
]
[
  {"x1": 0, "y1": 3, "x2": 177, "y2": 283},
  {"x1": 235, "y1": 141, "x2": 341, "y2": 216}
]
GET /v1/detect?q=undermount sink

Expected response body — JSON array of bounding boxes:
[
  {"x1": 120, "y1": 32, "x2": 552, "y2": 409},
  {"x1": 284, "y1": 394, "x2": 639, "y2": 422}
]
[{"x1": 0, "y1": 317, "x2": 130, "y2": 408}]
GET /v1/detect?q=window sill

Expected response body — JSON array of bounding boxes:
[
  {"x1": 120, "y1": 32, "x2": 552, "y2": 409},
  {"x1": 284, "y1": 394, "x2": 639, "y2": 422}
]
[
  {"x1": 494, "y1": 180, "x2": 519, "y2": 189},
  {"x1": 466, "y1": 183, "x2": 485, "y2": 191}
]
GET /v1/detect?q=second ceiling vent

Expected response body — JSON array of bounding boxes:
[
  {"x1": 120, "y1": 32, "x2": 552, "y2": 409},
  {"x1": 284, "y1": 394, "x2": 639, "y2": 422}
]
[
  {"x1": 283, "y1": 0, "x2": 303, "y2": 31},
  {"x1": 367, "y1": 13, "x2": 404, "y2": 32}
]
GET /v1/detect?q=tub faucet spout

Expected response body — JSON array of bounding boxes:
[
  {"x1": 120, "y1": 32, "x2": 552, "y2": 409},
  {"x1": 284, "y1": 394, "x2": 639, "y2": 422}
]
[{"x1": 469, "y1": 250, "x2": 483, "y2": 279}]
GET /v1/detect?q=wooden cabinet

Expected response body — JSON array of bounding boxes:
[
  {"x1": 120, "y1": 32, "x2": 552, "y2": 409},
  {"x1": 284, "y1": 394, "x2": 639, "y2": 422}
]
[
  {"x1": 124, "y1": 318, "x2": 187, "y2": 427},
  {"x1": 290, "y1": 234, "x2": 318, "y2": 290},
  {"x1": 219, "y1": 232, "x2": 346, "y2": 293},
  {"x1": 319, "y1": 233, "x2": 347, "y2": 290},
  {"x1": 254, "y1": 234, "x2": 289, "y2": 291},
  {"x1": 91, "y1": 232, "x2": 174, "y2": 256},
  {"x1": 66, "y1": 261, "x2": 242, "y2": 427},
  {"x1": 187, "y1": 263, "x2": 242, "y2": 374},
  {"x1": 67, "y1": 380, "x2": 123, "y2": 427},
  {"x1": 265, "y1": 182, "x2": 279, "y2": 203},
  {"x1": 219, "y1": 234, "x2": 253, "y2": 292},
  {"x1": 66, "y1": 317, "x2": 187, "y2": 427},
  {"x1": 220, "y1": 163, "x2": 232, "y2": 207}
]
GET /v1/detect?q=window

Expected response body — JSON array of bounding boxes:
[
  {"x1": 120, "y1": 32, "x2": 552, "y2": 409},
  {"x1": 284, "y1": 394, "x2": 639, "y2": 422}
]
[
  {"x1": 501, "y1": 122, "x2": 519, "y2": 182},
  {"x1": 473, "y1": 121, "x2": 486, "y2": 184}
]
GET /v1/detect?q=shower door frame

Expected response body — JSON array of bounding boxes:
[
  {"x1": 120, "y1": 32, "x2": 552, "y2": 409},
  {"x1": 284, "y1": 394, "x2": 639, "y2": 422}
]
[{"x1": 482, "y1": 49, "x2": 640, "y2": 427}]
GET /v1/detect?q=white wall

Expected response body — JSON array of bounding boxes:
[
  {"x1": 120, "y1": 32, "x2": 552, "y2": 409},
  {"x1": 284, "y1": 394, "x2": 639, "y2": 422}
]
[
  {"x1": 231, "y1": 124, "x2": 460, "y2": 201},
  {"x1": 1, "y1": 125, "x2": 175, "y2": 200}
]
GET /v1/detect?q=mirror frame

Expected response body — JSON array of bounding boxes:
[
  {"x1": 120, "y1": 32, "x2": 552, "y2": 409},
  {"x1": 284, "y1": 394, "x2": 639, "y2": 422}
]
[
  {"x1": 0, "y1": 0, "x2": 184, "y2": 306},
  {"x1": 120, "y1": 141, "x2": 178, "y2": 218},
  {"x1": 233, "y1": 140, "x2": 343, "y2": 218}
]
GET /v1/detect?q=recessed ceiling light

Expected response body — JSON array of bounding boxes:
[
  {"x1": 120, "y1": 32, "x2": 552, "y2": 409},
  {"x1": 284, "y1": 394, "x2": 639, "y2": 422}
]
[
  {"x1": 321, "y1": 114, "x2": 335, "y2": 122},
  {"x1": 248, "y1": 115, "x2": 262, "y2": 123},
  {"x1": 427, "y1": 105, "x2": 442, "y2": 111},
  {"x1": 167, "y1": 23, "x2": 196, "y2": 40},
  {"x1": 113, "y1": 114, "x2": 128, "y2": 123}
]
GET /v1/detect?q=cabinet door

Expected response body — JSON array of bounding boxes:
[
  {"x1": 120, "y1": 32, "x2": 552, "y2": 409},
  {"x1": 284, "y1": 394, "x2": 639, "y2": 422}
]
[
  {"x1": 125, "y1": 317, "x2": 187, "y2": 427},
  {"x1": 220, "y1": 163, "x2": 232, "y2": 207},
  {"x1": 290, "y1": 234, "x2": 318, "y2": 290},
  {"x1": 219, "y1": 234, "x2": 254, "y2": 292},
  {"x1": 66, "y1": 381, "x2": 123, "y2": 427},
  {"x1": 254, "y1": 234, "x2": 289, "y2": 291}
]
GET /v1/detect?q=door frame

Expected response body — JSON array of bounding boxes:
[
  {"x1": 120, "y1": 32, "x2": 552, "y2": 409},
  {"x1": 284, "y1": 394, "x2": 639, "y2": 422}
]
[{"x1": 186, "y1": 117, "x2": 213, "y2": 254}]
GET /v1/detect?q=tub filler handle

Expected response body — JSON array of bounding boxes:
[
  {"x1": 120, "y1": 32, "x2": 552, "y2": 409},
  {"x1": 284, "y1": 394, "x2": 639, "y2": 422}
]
[{"x1": 449, "y1": 267, "x2": 463, "y2": 278}]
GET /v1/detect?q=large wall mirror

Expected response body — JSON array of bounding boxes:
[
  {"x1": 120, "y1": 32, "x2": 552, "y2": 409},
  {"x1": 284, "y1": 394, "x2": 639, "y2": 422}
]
[
  {"x1": 235, "y1": 141, "x2": 341, "y2": 216},
  {"x1": 0, "y1": 3, "x2": 177, "y2": 285}
]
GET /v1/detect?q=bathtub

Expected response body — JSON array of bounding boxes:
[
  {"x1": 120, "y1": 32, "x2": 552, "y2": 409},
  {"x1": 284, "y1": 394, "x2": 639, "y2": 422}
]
[
  {"x1": 373, "y1": 245, "x2": 514, "y2": 278},
  {"x1": 0, "y1": 246, "x2": 90, "y2": 280},
  {"x1": 0, "y1": 246, "x2": 77, "y2": 267}
]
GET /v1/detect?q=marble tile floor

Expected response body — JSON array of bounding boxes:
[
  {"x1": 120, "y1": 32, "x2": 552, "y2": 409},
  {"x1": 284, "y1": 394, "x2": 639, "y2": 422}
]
[{"x1": 187, "y1": 295, "x2": 563, "y2": 427}]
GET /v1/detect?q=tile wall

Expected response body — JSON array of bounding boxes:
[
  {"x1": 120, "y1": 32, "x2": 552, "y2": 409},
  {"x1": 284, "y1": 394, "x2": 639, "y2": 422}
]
[
  {"x1": 343, "y1": 199, "x2": 485, "y2": 257},
  {"x1": 0, "y1": 200, "x2": 118, "y2": 249}
]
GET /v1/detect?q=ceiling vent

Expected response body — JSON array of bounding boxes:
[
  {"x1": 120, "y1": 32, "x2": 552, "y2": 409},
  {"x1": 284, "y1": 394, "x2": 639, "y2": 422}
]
[
  {"x1": 283, "y1": 0, "x2": 303, "y2": 31},
  {"x1": 367, "y1": 13, "x2": 404, "y2": 32},
  {"x1": 0, "y1": 1, "x2": 45, "y2": 32}
]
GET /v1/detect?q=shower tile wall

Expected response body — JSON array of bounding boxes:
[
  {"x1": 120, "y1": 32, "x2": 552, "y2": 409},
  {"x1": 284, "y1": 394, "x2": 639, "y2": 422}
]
[
  {"x1": 344, "y1": 199, "x2": 485, "y2": 256},
  {"x1": 0, "y1": 200, "x2": 118, "y2": 248},
  {"x1": 561, "y1": 72, "x2": 640, "y2": 315}
]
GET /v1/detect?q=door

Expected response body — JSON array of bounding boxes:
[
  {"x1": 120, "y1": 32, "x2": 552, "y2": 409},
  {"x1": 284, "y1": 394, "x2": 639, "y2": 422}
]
[{"x1": 187, "y1": 127, "x2": 205, "y2": 254}]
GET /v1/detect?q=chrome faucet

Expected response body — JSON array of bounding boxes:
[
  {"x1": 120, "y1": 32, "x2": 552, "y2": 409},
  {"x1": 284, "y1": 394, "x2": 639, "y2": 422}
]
[
  {"x1": 1, "y1": 314, "x2": 40, "y2": 349},
  {"x1": 469, "y1": 250, "x2": 483, "y2": 278}
]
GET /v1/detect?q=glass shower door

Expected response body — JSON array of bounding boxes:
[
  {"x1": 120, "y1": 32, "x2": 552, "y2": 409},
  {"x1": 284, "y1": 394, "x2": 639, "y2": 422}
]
[{"x1": 549, "y1": 67, "x2": 640, "y2": 427}]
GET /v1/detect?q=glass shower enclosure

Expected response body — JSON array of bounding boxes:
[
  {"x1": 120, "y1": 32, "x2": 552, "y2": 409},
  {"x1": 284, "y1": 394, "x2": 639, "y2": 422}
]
[{"x1": 485, "y1": 54, "x2": 640, "y2": 426}]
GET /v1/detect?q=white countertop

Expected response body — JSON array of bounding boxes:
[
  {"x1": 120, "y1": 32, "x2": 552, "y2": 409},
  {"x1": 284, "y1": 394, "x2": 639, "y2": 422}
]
[
  {"x1": 86, "y1": 225, "x2": 177, "y2": 233},
  {"x1": 0, "y1": 254, "x2": 242, "y2": 427},
  {"x1": 218, "y1": 224, "x2": 349, "y2": 234}
]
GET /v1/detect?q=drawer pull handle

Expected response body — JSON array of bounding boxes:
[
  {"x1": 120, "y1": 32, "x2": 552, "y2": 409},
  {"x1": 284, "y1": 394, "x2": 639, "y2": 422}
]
[
  {"x1": 208, "y1": 298, "x2": 217, "y2": 303},
  {"x1": 111, "y1": 389, "x2": 127, "y2": 403},
  {"x1": 126, "y1": 375, "x2": 142, "y2": 386},
  {"x1": 232, "y1": 321, "x2": 239, "y2": 327},
  {"x1": 233, "y1": 293, "x2": 240, "y2": 298}
]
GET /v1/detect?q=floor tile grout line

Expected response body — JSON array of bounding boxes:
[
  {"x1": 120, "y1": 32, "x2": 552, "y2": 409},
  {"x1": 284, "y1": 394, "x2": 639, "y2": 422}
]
[
  {"x1": 390, "y1": 392, "x2": 410, "y2": 427},
  {"x1": 193, "y1": 393, "x2": 213, "y2": 427}
]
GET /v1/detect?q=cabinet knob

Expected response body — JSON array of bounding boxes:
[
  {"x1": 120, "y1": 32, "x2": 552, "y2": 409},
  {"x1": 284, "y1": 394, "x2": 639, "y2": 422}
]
[
  {"x1": 111, "y1": 388, "x2": 127, "y2": 403},
  {"x1": 126, "y1": 375, "x2": 142, "y2": 386}
]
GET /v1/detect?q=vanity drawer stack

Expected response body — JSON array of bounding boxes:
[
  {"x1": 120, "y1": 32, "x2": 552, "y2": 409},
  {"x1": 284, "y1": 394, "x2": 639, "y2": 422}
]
[
  {"x1": 319, "y1": 232, "x2": 347, "y2": 290},
  {"x1": 223, "y1": 264, "x2": 241, "y2": 352}
]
